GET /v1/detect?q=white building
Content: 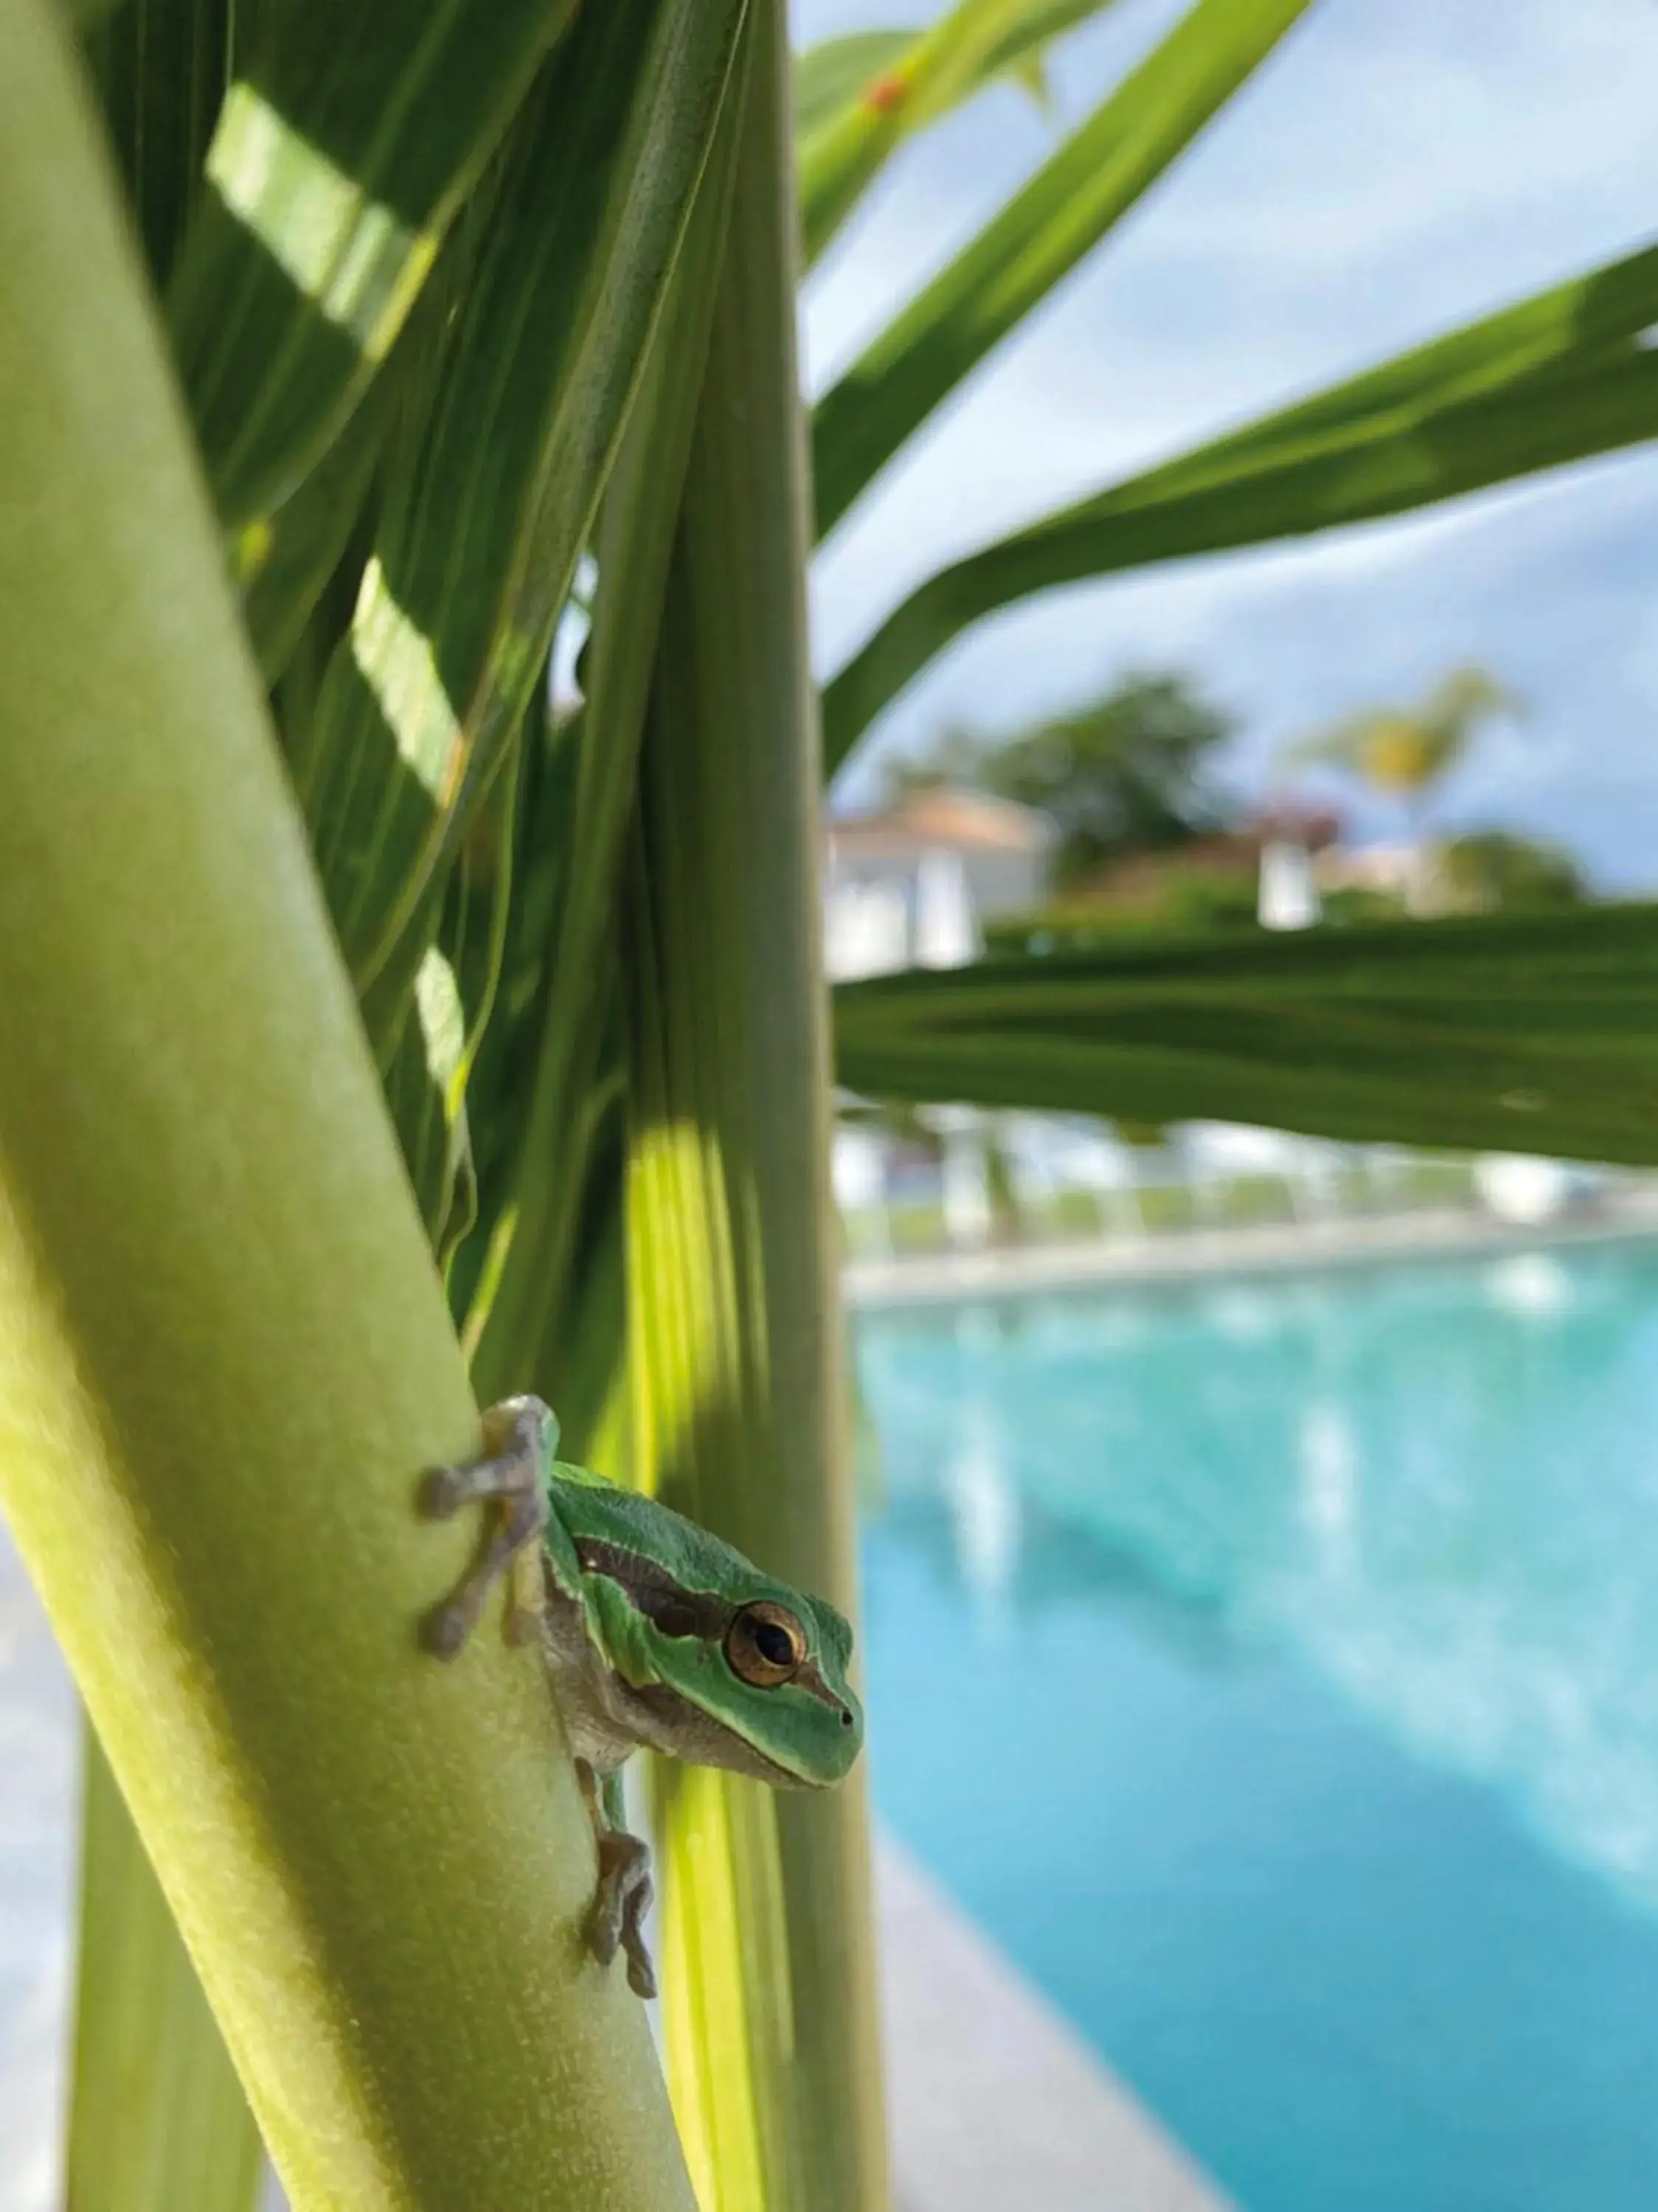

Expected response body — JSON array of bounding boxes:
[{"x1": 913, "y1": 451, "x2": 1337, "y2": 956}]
[
  {"x1": 825, "y1": 789, "x2": 1055, "y2": 1249},
  {"x1": 825, "y1": 787, "x2": 1055, "y2": 981}
]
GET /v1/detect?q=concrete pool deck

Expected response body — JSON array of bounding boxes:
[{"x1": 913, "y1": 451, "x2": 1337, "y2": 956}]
[
  {"x1": 877, "y1": 1836, "x2": 1232, "y2": 2212},
  {"x1": 844, "y1": 1185, "x2": 1658, "y2": 1312}
]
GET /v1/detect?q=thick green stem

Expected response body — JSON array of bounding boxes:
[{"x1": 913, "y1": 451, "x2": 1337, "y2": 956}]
[
  {"x1": 623, "y1": 4, "x2": 890, "y2": 2205},
  {"x1": 0, "y1": 7, "x2": 692, "y2": 2206}
]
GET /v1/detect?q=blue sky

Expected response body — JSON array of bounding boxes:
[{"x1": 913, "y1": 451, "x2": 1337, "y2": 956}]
[{"x1": 797, "y1": 0, "x2": 1658, "y2": 886}]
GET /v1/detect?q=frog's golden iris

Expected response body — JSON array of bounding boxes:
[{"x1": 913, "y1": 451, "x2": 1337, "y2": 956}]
[{"x1": 726, "y1": 1599, "x2": 807, "y2": 1687}]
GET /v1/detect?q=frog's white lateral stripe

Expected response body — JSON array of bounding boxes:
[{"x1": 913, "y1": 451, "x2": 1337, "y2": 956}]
[
  {"x1": 351, "y1": 557, "x2": 462, "y2": 800},
  {"x1": 205, "y1": 83, "x2": 437, "y2": 358}
]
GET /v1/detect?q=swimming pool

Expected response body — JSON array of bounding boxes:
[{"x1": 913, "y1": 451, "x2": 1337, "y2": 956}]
[{"x1": 855, "y1": 1238, "x2": 1658, "y2": 2212}]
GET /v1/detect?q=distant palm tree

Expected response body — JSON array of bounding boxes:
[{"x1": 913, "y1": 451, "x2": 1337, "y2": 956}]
[
  {"x1": 1280, "y1": 666, "x2": 1521, "y2": 908},
  {"x1": 1283, "y1": 665, "x2": 1520, "y2": 818}
]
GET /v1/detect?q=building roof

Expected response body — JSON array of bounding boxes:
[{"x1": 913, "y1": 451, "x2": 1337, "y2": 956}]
[
  {"x1": 828, "y1": 786, "x2": 1054, "y2": 858},
  {"x1": 1244, "y1": 801, "x2": 1343, "y2": 852}
]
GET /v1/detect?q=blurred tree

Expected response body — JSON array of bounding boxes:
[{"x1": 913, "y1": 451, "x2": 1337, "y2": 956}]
[
  {"x1": 1433, "y1": 829, "x2": 1586, "y2": 913},
  {"x1": 887, "y1": 670, "x2": 1232, "y2": 889}
]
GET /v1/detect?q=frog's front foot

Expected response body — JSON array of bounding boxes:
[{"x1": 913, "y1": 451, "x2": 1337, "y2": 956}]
[
  {"x1": 590, "y1": 1829, "x2": 656, "y2": 2000},
  {"x1": 420, "y1": 1394, "x2": 555, "y2": 1656}
]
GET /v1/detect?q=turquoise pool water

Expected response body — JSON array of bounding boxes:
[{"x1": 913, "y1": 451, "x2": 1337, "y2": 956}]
[{"x1": 855, "y1": 1239, "x2": 1658, "y2": 2212}]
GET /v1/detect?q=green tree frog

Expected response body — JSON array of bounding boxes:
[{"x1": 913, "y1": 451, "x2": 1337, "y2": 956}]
[{"x1": 420, "y1": 1395, "x2": 864, "y2": 2000}]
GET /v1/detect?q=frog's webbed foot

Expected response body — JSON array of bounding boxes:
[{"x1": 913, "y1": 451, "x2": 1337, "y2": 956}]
[
  {"x1": 578, "y1": 1761, "x2": 656, "y2": 2000},
  {"x1": 420, "y1": 1394, "x2": 554, "y2": 1658}
]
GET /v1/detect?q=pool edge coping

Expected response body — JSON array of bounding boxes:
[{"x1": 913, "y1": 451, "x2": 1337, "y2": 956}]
[{"x1": 844, "y1": 1189, "x2": 1658, "y2": 1311}]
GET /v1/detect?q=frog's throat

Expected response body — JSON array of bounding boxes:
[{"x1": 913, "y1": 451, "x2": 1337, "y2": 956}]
[{"x1": 612, "y1": 1676, "x2": 819, "y2": 1790}]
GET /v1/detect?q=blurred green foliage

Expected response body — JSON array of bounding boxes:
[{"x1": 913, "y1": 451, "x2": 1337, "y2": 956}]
[{"x1": 888, "y1": 669, "x2": 1232, "y2": 888}]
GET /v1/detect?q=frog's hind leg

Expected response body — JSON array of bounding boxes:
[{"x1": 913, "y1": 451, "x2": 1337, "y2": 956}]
[
  {"x1": 577, "y1": 1762, "x2": 656, "y2": 2001},
  {"x1": 420, "y1": 1395, "x2": 555, "y2": 1658}
]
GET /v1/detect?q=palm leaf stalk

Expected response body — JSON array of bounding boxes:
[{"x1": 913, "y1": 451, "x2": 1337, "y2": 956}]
[
  {"x1": 619, "y1": 6, "x2": 889, "y2": 2206},
  {"x1": 0, "y1": 5, "x2": 693, "y2": 2205}
]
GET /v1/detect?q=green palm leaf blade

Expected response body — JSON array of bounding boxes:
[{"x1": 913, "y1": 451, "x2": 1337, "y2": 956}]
[
  {"x1": 67, "y1": 1731, "x2": 263, "y2": 2212},
  {"x1": 466, "y1": 38, "x2": 752, "y2": 1403},
  {"x1": 796, "y1": 29, "x2": 910, "y2": 143},
  {"x1": 240, "y1": 380, "x2": 389, "y2": 687},
  {"x1": 165, "y1": 0, "x2": 580, "y2": 528},
  {"x1": 242, "y1": 134, "x2": 532, "y2": 697},
  {"x1": 797, "y1": 0, "x2": 1121, "y2": 271},
  {"x1": 822, "y1": 237, "x2": 1658, "y2": 771},
  {"x1": 833, "y1": 906, "x2": 1658, "y2": 1163},
  {"x1": 811, "y1": 0, "x2": 1312, "y2": 534},
  {"x1": 291, "y1": 0, "x2": 747, "y2": 1049},
  {"x1": 443, "y1": 702, "x2": 583, "y2": 1340},
  {"x1": 378, "y1": 771, "x2": 521, "y2": 1279},
  {"x1": 80, "y1": 0, "x2": 228, "y2": 292},
  {"x1": 403, "y1": 716, "x2": 528, "y2": 1278}
]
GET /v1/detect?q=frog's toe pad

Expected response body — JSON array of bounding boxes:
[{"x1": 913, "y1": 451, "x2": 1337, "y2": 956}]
[
  {"x1": 420, "y1": 1467, "x2": 469, "y2": 1520},
  {"x1": 420, "y1": 1601, "x2": 471, "y2": 1660},
  {"x1": 623, "y1": 1938, "x2": 657, "y2": 2003}
]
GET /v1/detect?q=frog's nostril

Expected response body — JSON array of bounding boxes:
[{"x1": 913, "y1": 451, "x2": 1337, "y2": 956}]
[{"x1": 840, "y1": 1708, "x2": 854, "y2": 1728}]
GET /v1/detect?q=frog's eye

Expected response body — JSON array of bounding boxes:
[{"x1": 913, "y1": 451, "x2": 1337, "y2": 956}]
[{"x1": 725, "y1": 1601, "x2": 805, "y2": 1688}]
